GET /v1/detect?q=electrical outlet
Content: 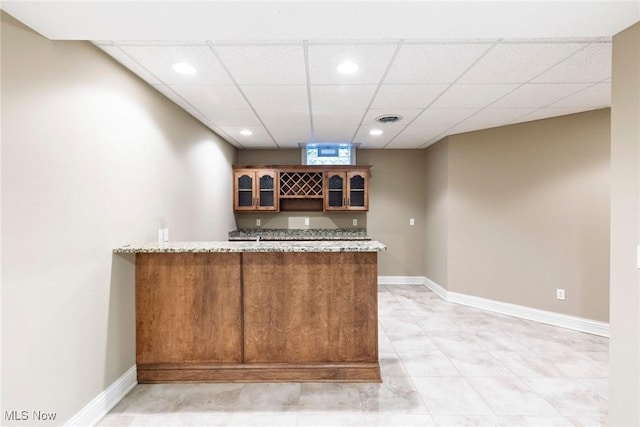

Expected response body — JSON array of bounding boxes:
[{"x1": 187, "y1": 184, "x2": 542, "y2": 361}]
[
  {"x1": 410, "y1": 218, "x2": 415, "y2": 226},
  {"x1": 304, "y1": 217, "x2": 310, "y2": 226},
  {"x1": 556, "y1": 289, "x2": 565, "y2": 301},
  {"x1": 353, "y1": 218, "x2": 358, "y2": 226},
  {"x1": 256, "y1": 219, "x2": 261, "y2": 226}
]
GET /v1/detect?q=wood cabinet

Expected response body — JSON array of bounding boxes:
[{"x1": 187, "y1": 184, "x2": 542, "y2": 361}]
[
  {"x1": 233, "y1": 169, "x2": 279, "y2": 211},
  {"x1": 243, "y1": 252, "x2": 378, "y2": 364},
  {"x1": 233, "y1": 165, "x2": 370, "y2": 212},
  {"x1": 324, "y1": 170, "x2": 369, "y2": 211},
  {"x1": 136, "y1": 253, "x2": 243, "y2": 367},
  {"x1": 135, "y1": 250, "x2": 381, "y2": 383}
]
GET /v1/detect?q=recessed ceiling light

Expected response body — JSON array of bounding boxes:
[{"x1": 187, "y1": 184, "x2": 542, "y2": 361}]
[
  {"x1": 172, "y1": 62, "x2": 196, "y2": 75},
  {"x1": 369, "y1": 129, "x2": 383, "y2": 136},
  {"x1": 240, "y1": 129, "x2": 253, "y2": 136},
  {"x1": 336, "y1": 60, "x2": 359, "y2": 74}
]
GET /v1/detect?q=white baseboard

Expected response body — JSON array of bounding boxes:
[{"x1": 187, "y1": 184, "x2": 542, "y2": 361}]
[
  {"x1": 65, "y1": 365, "x2": 137, "y2": 426},
  {"x1": 379, "y1": 275, "x2": 610, "y2": 338}
]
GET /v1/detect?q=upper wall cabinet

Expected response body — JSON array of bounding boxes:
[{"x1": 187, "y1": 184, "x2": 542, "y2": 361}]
[
  {"x1": 233, "y1": 169, "x2": 279, "y2": 211},
  {"x1": 233, "y1": 165, "x2": 370, "y2": 212},
  {"x1": 324, "y1": 170, "x2": 369, "y2": 211}
]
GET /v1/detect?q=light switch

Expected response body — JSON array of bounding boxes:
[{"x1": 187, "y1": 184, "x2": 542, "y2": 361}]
[{"x1": 409, "y1": 218, "x2": 415, "y2": 226}]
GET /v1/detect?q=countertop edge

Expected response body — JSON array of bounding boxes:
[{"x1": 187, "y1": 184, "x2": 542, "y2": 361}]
[{"x1": 114, "y1": 241, "x2": 387, "y2": 254}]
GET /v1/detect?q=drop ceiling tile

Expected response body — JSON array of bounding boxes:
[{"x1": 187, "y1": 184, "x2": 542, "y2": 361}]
[
  {"x1": 448, "y1": 118, "x2": 509, "y2": 135},
  {"x1": 514, "y1": 107, "x2": 592, "y2": 123},
  {"x1": 458, "y1": 43, "x2": 585, "y2": 83},
  {"x1": 218, "y1": 125, "x2": 277, "y2": 148},
  {"x1": 241, "y1": 85, "x2": 309, "y2": 111},
  {"x1": 462, "y1": 108, "x2": 538, "y2": 126},
  {"x1": 198, "y1": 109, "x2": 261, "y2": 126},
  {"x1": 170, "y1": 85, "x2": 249, "y2": 110},
  {"x1": 311, "y1": 85, "x2": 377, "y2": 111},
  {"x1": 371, "y1": 84, "x2": 449, "y2": 109},
  {"x1": 491, "y1": 83, "x2": 592, "y2": 108},
  {"x1": 411, "y1": 108, "x2": 479, "y2": 133},
  {"x1": 311, "y1": 125, "x2": 358, "y2": 143},
  {"x1": 308, "y1": 43, "x2": 398, "y2": 84},
  {"x1": 118, "y1": 45, "x2": 233, "y2": 85},
  {"x1": 548, "y1": 83, "x2": 611, "y2": 108},
  {"x1": 117, "y1": 40, "x2": 208, "y2": 46},
  {"x1": 256, "y1": 110, "x2": 312, "y2": 146},
  {"x1": 385, "y1": 127, "x2": 444, "y2": 149},
  {"x1": 213, "y1": 44, "x2": 306, "y2": 84},
  {"x1": 384, "y1": 43, "x2": 492, "y2": 84},
  {"x1": 312, "y1": 110, "x2": 366, "y2": 131},
  {"x1": 309, "y1": 39, "x2": 399, "y2": 45},
  {"x1": 533, "y1": 43, "x2": 612, "y2": 83},
  {"x1": 152, "y1": 85, "x2": 195, "y2": 110},
  {"x1": 357, "y1": 139, "x2": 392, "y2": 149},
  {"x1": 430, "y1": 84, "x2": 519, "y2": 109},
  {"x1": 185, "y1": 109, "x2": 210, "y2": 124},
  {"x1": 265, "y1": 123, "x2": 312, "y2": 147},
  {"x1": 99, "y1": 45, "x2": 161, "y2": 84},
  {"x1": 353, "y1": 125, "x2": 405, "y2": 146},
  {"x1": 206, "y1": 125, "x2": 241, "y2": 147},
  {"x1": 256, "y1": 109, "x2": 311, "y2": 127},
  {"x1": 361, "y1": 109, "x2": 423, "y2": 125}
]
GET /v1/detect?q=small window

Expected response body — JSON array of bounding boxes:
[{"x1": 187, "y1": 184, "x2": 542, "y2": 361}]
[{"x1": 302, "y1": 143, "x2": 355, "y2": 165}]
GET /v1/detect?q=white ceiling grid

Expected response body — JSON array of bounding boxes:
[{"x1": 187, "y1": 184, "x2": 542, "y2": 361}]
[{"x1": 95, "y1": 38, "x2": 613, "y2": 149}]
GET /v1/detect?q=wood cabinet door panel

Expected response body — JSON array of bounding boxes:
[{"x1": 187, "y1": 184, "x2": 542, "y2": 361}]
[
  {"x1": 136, "y1": 253, "x2": 242, "y2": 364},
  {"x1": 243, "y1": 252, "x2": 378, "y2": 363}
]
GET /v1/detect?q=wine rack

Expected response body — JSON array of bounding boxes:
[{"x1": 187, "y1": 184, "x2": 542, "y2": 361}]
[{"x1": 279, "y1": 172, "x2": 323, "y2": 198}]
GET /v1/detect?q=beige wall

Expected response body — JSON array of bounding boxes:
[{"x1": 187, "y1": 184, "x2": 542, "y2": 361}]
[
  {"x1": 426, "y1": 109, "x2": 611, "y2": 322},
  {"x1": 1, "y1": 13, "x2": 236, "y2": 425},
  {"x1": 423, "y1": 139, "x2": 449, "y2": 289},
  {"x1": 609, "y1": 20, "x2": 640, "y2": 426},
  {"x1": 358, "y1": 150, "x2": 427, "y2": 277},
  {"x1": 236, "y1": 149, "x2": 427, "y2": 276}
]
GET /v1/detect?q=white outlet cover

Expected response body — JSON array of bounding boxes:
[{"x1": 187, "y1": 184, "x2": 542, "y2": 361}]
[
  {"x1": 410, "y1": 218, "x2": 415, "y2": 226},
  {"x1": 256, "y1": 219, "x2": 261, "y2": 226},
  {"x1": 556, "y1": 289, "x2": 565, "y2": 300},
  {"x1": 304, "y1": 217, "x2": 310, "y2": 226},
  {"x1": 353, "y1": 218, "x2": 358, "y2": 226}
]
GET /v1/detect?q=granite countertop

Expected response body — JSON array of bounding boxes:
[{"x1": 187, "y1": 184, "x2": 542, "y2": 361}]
[
  {"x1": 113, "y1": 240, "x2": 386, "y2": 254},
  {"x1": 228, "y1": 228, "x2": 371, "y2": 241}
]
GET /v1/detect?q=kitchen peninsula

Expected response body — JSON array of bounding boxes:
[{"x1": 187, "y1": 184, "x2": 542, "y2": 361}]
[{"x1": 114, "y1": 239, "x2": 386, "y2": 383}]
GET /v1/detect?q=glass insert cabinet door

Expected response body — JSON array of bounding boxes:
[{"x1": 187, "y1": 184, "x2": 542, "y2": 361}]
[
  {"x1": 348, "y1": 172, "x2": 367, "y2": 209},
  {"x1": 326, "y1": 173, "x2": 345, "y2": 209},
  {"x1": 235, "y1": 172, "x2": 254, "y2": 210},
  {"x1": 258, "y1": 172, "x2": 276, "y2": 209}
]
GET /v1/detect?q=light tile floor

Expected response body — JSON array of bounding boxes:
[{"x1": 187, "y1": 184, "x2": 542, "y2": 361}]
[{"x1": 99, "y1": 285, "x2": 608, "y2": 427}]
